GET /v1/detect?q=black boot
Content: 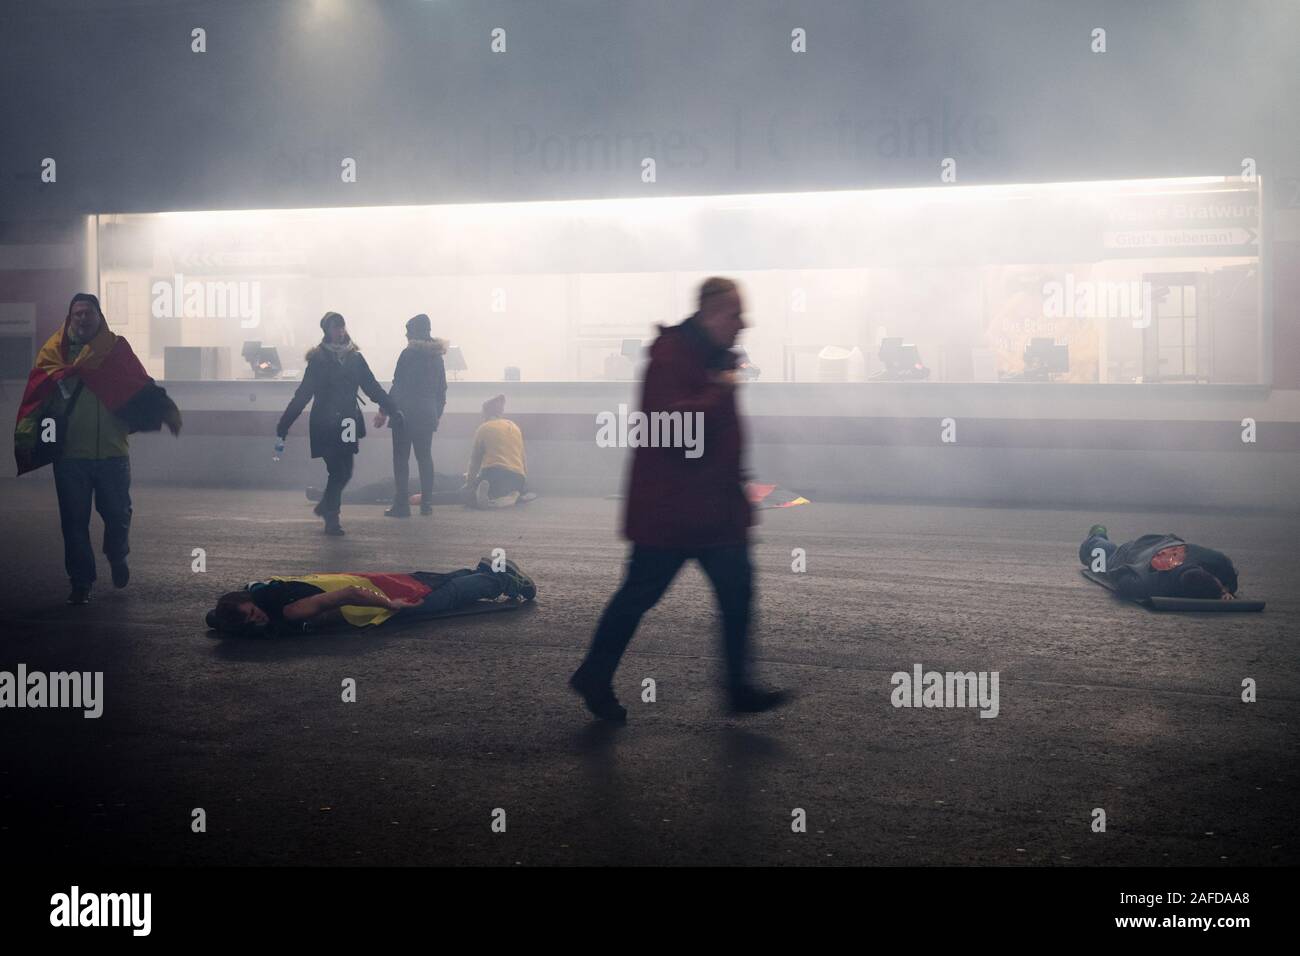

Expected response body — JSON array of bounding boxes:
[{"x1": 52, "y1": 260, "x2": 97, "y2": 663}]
[
  {"x1": 727, "y1": 685, "x2": 791, "y2": 715},
  {"x1": 569, "y1": 668, "x2": 627, "y2": 723},
  {"x1": 492, "y1": 559, "x2": 536, "y2": 601}
]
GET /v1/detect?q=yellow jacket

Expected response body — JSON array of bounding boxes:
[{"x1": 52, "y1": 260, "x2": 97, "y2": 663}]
[{"x1": 467, "y1": 418, "x2": 526, "y2": 481}]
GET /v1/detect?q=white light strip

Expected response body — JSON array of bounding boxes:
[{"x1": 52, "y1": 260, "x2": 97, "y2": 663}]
[{"x1": 118, "y1": 175, "x2": 1236, "y2": 222}]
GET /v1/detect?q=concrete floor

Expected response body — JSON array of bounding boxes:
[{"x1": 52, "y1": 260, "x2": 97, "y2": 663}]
[{"x1": 0, "y1": 479, "x2": 1296, "y2": 866}]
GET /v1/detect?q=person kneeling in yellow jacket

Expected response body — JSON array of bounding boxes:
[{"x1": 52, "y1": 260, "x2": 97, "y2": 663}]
[{"x1": 463, "y1": 393, "x2": 528, "y2": 508}]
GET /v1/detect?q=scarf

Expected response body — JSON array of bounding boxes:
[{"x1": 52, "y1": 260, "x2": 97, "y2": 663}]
[{"x1": 322, "y1": 340, "x2": 354, "y2": 362}]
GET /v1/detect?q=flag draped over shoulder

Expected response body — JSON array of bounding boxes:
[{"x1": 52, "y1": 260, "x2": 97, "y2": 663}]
[
  {"x1": 273, "y1": 573, "x2": 434, "y2": 628},
  {"x1": 13, "y1": 320, "x2": 181, "y2": 475}
]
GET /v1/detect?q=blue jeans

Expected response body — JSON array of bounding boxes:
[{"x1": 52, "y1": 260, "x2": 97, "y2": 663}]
[
  {"x1": 397, "y1": 569, "x2": 505, "y2": 620},
  {"x1": 53, "y1": 456, "x2": 132, "y2": 589}
]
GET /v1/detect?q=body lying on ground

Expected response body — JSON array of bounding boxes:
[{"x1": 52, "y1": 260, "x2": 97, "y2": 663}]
[
  {"x1": 1078, "y1": 525, "x2": 1238, "y2": 602},
  {"x1": 206, "y1": 559, "x2": 536, "y2": 636}
]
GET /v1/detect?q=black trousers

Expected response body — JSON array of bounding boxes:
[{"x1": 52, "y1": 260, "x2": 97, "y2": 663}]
[
  {"x1": 392, "y1": 420, "x2": 435, "y2": 507},
  {"x1": 319, "y1": 450, "x2": 355, "y2": 517},
  {"x1": 53, "y1": 456, "x2": 132, "y2": 589},
  {"x1": 577, "y1": 543, "x2": 753, "y2": 690}
]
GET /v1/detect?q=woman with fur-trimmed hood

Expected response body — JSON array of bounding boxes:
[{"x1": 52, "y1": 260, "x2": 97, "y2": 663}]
[
  {"x1": 277, "y1": 312, "x2": 400, "y2": 535},
  {"x1": 374, "y1": 313, "x2": 448, "y2": 516}
]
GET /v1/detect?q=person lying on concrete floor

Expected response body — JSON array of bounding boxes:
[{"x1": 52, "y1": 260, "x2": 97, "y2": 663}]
[
  {"x1": 463, "y1": 393, "x2": 528, "y2": 508},
  {"x1": 206, "y1": 558, "x2": 536, "y2": 637},
  {"x1": 1078, "y1": 524, "x2": 1238, "y2": 602}
]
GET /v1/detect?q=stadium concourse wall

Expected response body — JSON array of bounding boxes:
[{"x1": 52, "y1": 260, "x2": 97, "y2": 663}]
[{"x1": 3, "y1": 379, "x2": 1296, "y2": 512}]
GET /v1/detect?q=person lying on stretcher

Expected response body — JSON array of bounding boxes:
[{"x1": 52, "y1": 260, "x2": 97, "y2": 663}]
[
  {"x1": 206, "y1": 558, "x2": 536, "y2": 637},
  {"x1": 1078, "y1": 525, "x2": 1238, "y2": 601}
]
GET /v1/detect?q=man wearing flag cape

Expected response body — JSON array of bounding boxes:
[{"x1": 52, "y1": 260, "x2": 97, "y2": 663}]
[{"x1": 13, "y1": 293, "x2": 182, "y2": 604}]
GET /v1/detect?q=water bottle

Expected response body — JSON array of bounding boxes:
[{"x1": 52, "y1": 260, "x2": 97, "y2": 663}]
[{"x1": 273, "y1": 437, "x2": 285, "y2": 462}]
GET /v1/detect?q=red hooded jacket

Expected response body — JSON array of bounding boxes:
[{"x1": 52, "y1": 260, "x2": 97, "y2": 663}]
[{"x1": 623, "y1": 315, "x2": 754, "y2": 548}]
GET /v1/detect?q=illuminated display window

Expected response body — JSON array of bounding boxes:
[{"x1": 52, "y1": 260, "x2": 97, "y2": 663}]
[{"x1": 95, "y1": 176, "x2": 1263, "y2": 384}]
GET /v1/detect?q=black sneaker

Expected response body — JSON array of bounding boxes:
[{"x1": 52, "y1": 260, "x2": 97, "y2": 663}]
[
  {"x1": 111, "y1": 561, "x2": 130, "y2": 589},
  {"x1": 384, "y1": 506, "x2": 411, "y2": 518},
  {"x1": 67, "y1": 586, "x2": 91, "y2": 606},
  {"x1": 420, "y1": 504, "x2": 433, "y2": 516},
  {"x1": 727, "y1": 685, "x2": 791, "y2": 715},
  {"x1": 323, "y1": 516, "x2": 345, "y2": 536},
  {"x1": 494, "y1": 559, "x2": 536, "y2": 601},
  {"x1": 569, "y1": 670, "x2": 627, "y2": 723}
]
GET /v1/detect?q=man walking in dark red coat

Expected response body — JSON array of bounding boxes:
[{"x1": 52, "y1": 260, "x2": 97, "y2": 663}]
[{"x1": 569, "y1": 277, "x2": 789, "y2": 722}]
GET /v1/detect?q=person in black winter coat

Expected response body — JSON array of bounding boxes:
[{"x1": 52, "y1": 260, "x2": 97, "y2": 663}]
[
  {"x1": 277, "y1": 312, "x2": 400, "y2": 535},
  {"x1": 375, "y1": 313, "x2": 448, "y2": 517}
]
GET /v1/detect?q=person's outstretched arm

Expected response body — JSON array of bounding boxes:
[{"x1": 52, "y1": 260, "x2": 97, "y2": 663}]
[
  {"x1": 465, "y1": 428, "x2": 486, "y2": 485},
  {"x1": 278, "y1": 361, "x2": 317, "y2": 438},
  {"x1": 378, "y1": 351, "x2": 407, "y2": 427},
  {"x1": 1113, "y1": 568, "x2": 1148, "y2": 602},
  {"x1": 1206, "y1": 553, "x2": 1239, "y2": 595},
  {"x1": 389, "y1": 350, "x2": 408, "y2": 407},
  {"x1": 282, "y1": 586, "x2": 417, "y2": 623},
  {"x1": 647, "y1": 359, "x2": 735, "y2": 417},
  {"x1": 356, "y1": 353, "x2": 399, "y2": 417},
  {"x1": 433, "y1": 353, "x2": 447, "y2": 423}
]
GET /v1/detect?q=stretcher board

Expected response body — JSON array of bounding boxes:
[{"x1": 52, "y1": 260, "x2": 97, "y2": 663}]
[
  {"x1": 207, "y1": 599, "x2": 527, "y2": 638},
  {"x1": 1080, "y1": 569, "x2": 1264, "y2": 612},
  {"x1": 357, "y1": 600, "x2": 529, "y2": 634}
]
